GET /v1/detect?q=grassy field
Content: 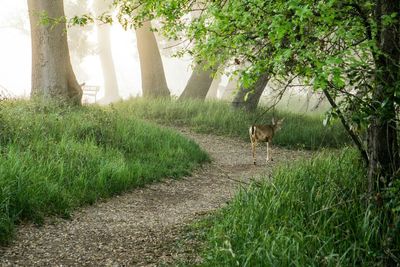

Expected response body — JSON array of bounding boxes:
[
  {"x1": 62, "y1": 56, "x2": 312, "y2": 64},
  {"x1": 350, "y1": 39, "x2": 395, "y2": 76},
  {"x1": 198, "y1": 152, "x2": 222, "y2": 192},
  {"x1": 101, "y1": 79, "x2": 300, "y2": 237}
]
[
  {"x1": 1, "y1": 97, "x2": 349, "y2": 245},
  {"x1": 0, "y1": 100, "x2": 209, "y2": 244},
  {"x1": 114, "y1": 98, "x2": 350, "y2": 150},
  {"x1": 0, "y1": 97, "x2": 367, "y2": 262},
  {"x1": 198, "y1": 149, "x2": 397, "y2": 266},
  {"x1": 108, "y1": 98, "x2": 397, "y2": 265}
]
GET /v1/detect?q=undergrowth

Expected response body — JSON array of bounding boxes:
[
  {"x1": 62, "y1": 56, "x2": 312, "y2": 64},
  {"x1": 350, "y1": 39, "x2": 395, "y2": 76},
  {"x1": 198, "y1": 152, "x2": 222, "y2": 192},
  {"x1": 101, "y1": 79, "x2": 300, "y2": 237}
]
[
  {"x1": 198, "y1": 149, "x2": 399, "y2": 266},
  {"x1": 0, "y1": 100, "x2": 209, "y2": 244},
  {"x1": 114, "y1": 98, "x2": 350, "y2": 150}
]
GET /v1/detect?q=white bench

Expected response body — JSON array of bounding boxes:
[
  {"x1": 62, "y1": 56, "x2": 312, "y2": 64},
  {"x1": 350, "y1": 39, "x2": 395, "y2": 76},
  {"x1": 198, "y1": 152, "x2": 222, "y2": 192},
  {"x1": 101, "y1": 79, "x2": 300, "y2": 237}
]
[{"x1": 81, "y1": 84, "x2": 100, "y2": 103}]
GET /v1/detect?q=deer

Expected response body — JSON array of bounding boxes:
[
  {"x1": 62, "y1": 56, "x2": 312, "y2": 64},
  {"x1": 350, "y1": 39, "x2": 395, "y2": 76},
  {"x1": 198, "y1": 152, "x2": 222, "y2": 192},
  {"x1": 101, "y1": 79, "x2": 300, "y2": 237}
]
[{"x1": 249, "y1": 118, "x2": 284, "y2": 165}]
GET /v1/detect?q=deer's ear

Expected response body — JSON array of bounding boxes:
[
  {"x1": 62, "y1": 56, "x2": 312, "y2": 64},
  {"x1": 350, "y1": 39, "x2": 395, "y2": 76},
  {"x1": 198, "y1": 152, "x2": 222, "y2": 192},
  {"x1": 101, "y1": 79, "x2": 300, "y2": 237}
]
[{"x1": 272, "y1": 118, "x2": 275, "y2": 124}]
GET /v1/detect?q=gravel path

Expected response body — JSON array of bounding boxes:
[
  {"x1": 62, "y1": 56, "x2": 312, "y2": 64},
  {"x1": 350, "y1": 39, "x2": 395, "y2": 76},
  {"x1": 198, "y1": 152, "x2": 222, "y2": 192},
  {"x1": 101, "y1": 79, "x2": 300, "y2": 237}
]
[{"x1": 0, "y1": 128, "x2": 311, "y2": 266}]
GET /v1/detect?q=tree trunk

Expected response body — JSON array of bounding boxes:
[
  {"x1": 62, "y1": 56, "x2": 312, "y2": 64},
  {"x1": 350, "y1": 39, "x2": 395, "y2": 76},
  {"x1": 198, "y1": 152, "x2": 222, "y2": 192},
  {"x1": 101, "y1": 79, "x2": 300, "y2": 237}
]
[
  {"x1": 135, "y1": 21, "x2": 170, "y2": 98},
  {"x1": 93, "y1": 0, "x2": 120, "y2": 104},
  {"x1": 206, "y1": 75, "x2": 222, "y2": 99},
  {"x1": 323, "y1": 89, "x2": 368, "y2": 164},
  {"x1": 232, "y1": 73, "x2": 270, "y2": 112},
  {"x1": 206, "y1": 76, "x2": 221, "y2": 99},
  {"x1": 28, "y1": 0, "x2": 82, "y2": 105},
  {"x1": 222, "y1": 76, "x2": 239, "y2": 101},
  {"x1": 368, "y1": 0, "x2": 400, "y2": 193},
  {"x1": 179, "y1": 63, "x2": 214, "y2": 100}
]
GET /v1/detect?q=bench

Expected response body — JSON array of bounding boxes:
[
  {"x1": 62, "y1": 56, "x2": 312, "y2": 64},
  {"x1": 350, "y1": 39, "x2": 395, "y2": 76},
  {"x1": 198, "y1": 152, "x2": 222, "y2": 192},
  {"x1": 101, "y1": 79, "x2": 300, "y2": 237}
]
[{"x1": 81, "y1": 84, "x2": 100, "y2": 104}]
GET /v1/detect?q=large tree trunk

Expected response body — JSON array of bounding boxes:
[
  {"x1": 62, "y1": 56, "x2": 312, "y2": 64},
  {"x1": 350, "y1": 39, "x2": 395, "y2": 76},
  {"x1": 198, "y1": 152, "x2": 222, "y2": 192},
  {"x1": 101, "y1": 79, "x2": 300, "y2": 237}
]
[
  {"x1": 222, "y1": 76, "x2": 239, "y2": 101},
  {"x1": 232, "y1": 73, "x2": 270, "y2": 112},
  {"x1": 368, "y1": 0, "x2": 400, "y2": 192},
  {"x1": 136, "y1": 21, "x2": 170, "y2": 98},
  {"x1": 93, "y1": 0, "x2": 120, "y2": 104},
  {"x1": 179, "y1": 63, "x2": 214, "y2": 100},
  {"x1": 28, "y1": 0, "x2": 82, "y2": 105},
  {"x1": 206, "y1": 75, "x2": 222, "y2": 99}
]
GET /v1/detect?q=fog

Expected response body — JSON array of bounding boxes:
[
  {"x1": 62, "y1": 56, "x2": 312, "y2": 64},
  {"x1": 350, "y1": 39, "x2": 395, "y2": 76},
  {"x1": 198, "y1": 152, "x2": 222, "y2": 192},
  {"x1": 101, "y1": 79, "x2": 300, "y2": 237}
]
[
  {"x1": 0, "y1": 1, "x2": 201, "y2": 100},
  {"x1": 0, "y1": 1, "x2": 326, "y2": 113}
]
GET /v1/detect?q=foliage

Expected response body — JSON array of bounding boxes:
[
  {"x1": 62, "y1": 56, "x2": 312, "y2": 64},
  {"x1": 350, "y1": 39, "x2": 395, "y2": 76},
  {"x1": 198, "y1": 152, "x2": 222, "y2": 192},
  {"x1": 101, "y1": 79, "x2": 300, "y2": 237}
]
[
  {"x1": 65, "y1": 0, "x2": 95, "y2": 64},
  {"x1": 113, "y1": 0, "x2": 398, "y2": 128},
  {"x1": 199, "y1": 149, "x2": 399, "y2": 266},
  {"x1": 39, "y1": 0, "x2": 95, "y2": 63},
  {"x1": 0, "y1": 100, "x2": 209, "y2": 244},
  {"x1": 114, "y1": 98, "x2": 351, "y2": 150},
  {"x1": 69, "y1": 1, "x2": 399, "y2": 155}
]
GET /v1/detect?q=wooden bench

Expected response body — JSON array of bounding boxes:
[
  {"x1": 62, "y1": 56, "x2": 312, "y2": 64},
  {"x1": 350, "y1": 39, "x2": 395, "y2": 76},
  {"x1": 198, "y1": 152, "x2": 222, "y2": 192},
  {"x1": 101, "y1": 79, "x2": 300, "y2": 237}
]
[{"x1": 81, "y1": 84, "x2": 100, "y2": 104}]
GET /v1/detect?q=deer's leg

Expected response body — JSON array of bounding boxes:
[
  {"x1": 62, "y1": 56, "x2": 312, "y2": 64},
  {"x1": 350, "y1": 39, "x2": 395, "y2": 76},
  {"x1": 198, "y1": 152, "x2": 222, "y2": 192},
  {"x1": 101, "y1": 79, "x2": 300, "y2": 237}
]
[
  {"x1": 266, "y1": 141, "x2": 269, "y2": 162},
  {"x1": 251, "y1": 140, "x2": 257, "y2": 165},
  {"x1": 270, "y1": 142, "x2": 275, "y2": 161}
]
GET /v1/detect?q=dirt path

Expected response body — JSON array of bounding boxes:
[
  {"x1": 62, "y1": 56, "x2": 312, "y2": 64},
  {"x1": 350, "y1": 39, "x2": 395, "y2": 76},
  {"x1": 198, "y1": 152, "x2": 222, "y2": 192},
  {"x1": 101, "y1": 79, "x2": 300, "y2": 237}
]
[{"x1": 0, "y1": 129, "x2": 311, "y2": 266}]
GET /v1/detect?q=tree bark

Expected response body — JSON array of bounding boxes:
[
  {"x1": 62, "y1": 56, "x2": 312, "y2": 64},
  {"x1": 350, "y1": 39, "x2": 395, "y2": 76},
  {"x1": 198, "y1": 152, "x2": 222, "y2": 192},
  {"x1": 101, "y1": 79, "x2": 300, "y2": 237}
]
[
  {"x1": 206, "y1": 75, "x2": 222, "y2": 99},
  {"x1": 368, "y1": 0, "x2": 400, "y2": 192},
  {"x1": 222, "y1": 76, "x2": 239, "y2": 101},
  {"x1": 232, "y1": 73, "x2": 270, "y2": 112},
  {"x1": 179, "y1": 63, "x2": 214, "y2": 100},
  {"x1": 28, "y1": 0, "x2": 82, "y2": 105},
  {"x1": 136, "y1": 21, "x2": 170, "y2": 98},
  {"x1": 323, "y1": 89, "x2": 369, "y2": 164},
  {"x1": 93, "y1": 0, "x2": 120, "y2": 104}
]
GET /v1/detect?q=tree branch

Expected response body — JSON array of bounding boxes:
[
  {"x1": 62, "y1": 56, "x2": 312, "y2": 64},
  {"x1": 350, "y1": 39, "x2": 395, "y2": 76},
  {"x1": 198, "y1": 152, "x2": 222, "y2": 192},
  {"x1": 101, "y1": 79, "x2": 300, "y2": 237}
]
[{"x1": 323, "y1": 88, "x2": 369, "y2": 165}]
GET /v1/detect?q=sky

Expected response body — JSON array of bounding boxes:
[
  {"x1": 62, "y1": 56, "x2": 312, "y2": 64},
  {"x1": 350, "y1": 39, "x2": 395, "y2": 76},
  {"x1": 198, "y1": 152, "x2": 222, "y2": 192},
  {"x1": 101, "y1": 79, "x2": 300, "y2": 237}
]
[{"x1": 0, "y1": 1, "x2": 196, "y2": 100}]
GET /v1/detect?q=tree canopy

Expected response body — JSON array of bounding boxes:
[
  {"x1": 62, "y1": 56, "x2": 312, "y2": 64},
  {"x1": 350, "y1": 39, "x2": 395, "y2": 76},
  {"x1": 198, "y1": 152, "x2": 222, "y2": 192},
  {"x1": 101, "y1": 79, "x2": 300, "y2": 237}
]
[{"x1": 115, "y1": 1, "x2": 375, "y2": 87}]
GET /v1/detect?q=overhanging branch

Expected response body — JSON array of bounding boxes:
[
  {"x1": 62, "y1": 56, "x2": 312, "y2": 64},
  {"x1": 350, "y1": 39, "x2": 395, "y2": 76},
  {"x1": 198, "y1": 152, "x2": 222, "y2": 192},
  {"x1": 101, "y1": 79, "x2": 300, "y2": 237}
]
[{"x1": 323, "y1": 88, "x2": 369, "y2": 165}]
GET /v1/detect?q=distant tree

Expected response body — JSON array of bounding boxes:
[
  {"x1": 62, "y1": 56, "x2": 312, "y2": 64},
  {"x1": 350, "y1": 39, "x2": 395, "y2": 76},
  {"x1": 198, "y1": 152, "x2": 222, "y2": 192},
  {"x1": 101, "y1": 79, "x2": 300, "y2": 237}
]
[
  {"x1": 27, "y1": 0, "x2": 82, "y2": 104},
  {"x1": 135, "y1": 21, "x2": 170, "y2": 98},
  {"x1": 65, "y1": 0, "x2": 94, "y2": 77},
  {"x1": 206, "y1": 75, "x2": 222, "y2": 99},
  {"x1": 93, "y1": 0, "x2": 120, "y2": 103},
  {"x1": 176, "y1": 4, "x2": 219, "y2": 101},
  {"x1": 232, "y1": 73, "x2": 270, "y2": 111},
  {"x1": 179, "y1": 62, "x2": 215, "y2": 100},
  {"x1": 0, "y1": 9, "x2": 30, "y2": 35},
  {"x1": 6, "y1": 1, "x2": 94, "y2": 73},
  {"x1": 221, "y1": 76, "x2": 238, "y2": 101}
]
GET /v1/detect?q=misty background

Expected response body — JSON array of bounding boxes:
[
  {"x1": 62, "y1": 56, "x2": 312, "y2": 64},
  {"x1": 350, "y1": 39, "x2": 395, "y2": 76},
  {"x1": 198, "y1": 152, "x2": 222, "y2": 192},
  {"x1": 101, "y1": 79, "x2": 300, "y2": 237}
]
[
  {"x1": 0, "y1": 1, "x2": 326, "y2": 112},
  {"x1": 0, "y1": 1, "x2": 209, "y2": 100}
]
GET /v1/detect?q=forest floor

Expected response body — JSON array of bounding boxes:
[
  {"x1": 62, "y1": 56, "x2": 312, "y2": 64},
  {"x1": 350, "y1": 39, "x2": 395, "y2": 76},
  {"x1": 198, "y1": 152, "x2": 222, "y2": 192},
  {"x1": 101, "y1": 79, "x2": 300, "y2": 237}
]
[{"x1": 0, "y1": 128, "x2": 312, "y2": 266}]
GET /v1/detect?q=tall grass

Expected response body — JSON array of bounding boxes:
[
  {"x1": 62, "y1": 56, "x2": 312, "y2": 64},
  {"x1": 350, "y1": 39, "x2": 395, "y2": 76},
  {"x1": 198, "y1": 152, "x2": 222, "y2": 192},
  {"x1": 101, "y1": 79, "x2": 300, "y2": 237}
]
[
  {"x1": 114, "y1": 98, "x2": 350, "y2": 149},
  {"x1": 199, "y1": 149, "x2": 396, "y2": 266},
  {"x1": 0, "y1": 100, "x2": 209, "y2": 244}
]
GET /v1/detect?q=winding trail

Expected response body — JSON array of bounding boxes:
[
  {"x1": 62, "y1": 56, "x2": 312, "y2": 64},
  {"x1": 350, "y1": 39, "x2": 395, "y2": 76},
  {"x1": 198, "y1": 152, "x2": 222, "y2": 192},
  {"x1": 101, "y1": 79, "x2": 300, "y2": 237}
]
[{"x1": 0, "y1": 128, "x2": 311, "y2": 266}]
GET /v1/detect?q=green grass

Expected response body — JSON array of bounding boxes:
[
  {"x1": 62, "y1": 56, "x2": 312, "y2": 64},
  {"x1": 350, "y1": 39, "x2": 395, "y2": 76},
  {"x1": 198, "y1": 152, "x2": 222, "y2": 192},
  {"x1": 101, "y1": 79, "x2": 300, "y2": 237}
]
[
  {"x1": 198, "y1": 149, "x2": 398, "y2": 266},
  {"x1": 0, "y1": 100, "x2": 209, "y2": 244},
  {"x1": 114, "y1": 98, "x2": 350, "y2": 149}
]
